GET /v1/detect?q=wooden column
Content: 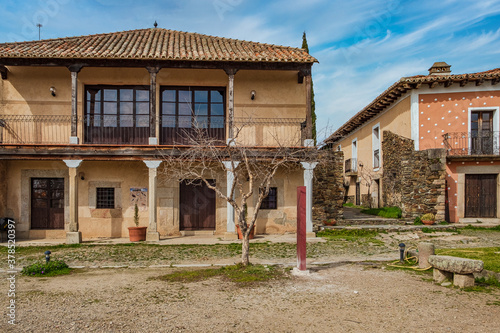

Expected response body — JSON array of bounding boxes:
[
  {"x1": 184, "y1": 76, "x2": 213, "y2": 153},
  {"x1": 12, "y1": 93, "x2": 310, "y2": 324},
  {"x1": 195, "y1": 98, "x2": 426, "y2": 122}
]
[
  {"x1": 147, "y1": 67, "x2": 160, "y2": 144},
  {"x1": 68, "y1": 64, "x2": 83, "y2": 144},
  {"x1": 63, "y1": 159, "x2": 83, "y2": 244},
  {"x1": 224, "y1": 68, "x2": 238, "y2": 140},
  {"x1": 144, "y1": 160, "x2": 162, "y2": 241},
  {"x1": 302, "y1": 68, "x2": 313, "y2": 140}
]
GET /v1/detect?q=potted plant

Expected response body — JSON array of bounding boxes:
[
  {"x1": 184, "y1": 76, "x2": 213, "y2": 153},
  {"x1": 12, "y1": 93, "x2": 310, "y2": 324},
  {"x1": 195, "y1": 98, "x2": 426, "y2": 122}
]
[
  {"x1": 323, "y1": 219, "x2": 337, "y2": 226},
  {"x1": 420, "y1": 213, "x2": 435, "y2": 226},
  {"x1": 128, "y1": 204, "x2": 147, "y2": 241}
]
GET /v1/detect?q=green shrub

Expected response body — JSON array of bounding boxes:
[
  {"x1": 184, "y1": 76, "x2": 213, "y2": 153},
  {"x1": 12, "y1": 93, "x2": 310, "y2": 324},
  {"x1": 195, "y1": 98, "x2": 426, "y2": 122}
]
[
  {"x1": 21, "y1": 260, "x2": 70, "y2": 277},
  {"x1": 360, "y1": 206, "x2": 402, "y2": 219},
  {"x1": 413, "y1": 216, "x2": 423, "y2": 225}
]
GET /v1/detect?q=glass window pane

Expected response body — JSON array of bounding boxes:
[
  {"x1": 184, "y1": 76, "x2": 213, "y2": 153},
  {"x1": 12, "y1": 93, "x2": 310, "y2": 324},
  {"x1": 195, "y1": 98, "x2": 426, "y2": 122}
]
[
  {"x1": 471, "y1": 122, "x2": 478, "y2": 130},
  {"x1": 94, "y1": 115, "x2": 101, "y2": 127},
  {"x1": 104, "y1": 115, "x2": 117, "y2": 127},
  {"x1": 162, "y1": 116, "x2": 176, "y2": 128},
  {"x1": 162, "y1": 90, "x2": 176, "y2": 102},
  {"x1": 51, "y1": 199, "x2": 64, "y2": 209},
  {"x1": 103, "y1": 89, "x2": 117, "y2": 101},
  {"x1": 33, "y1": 179, "x2": 48, "y2": 188},
  {"x1": 162, "y1": 103, "x2": 175, "y2": 115},
  {"x1": 87, "y1": 89, "x2": 101, "y2": 101},
  {"x1": 211, "y1": 90, "x2": 223, "y2": 103},
  {"x1": 88, "y1": 101, "x2": 101, "y2": 114},
  {"x1": 195, "y1": 90, "x2": 208, "y2": 102},
  {"x1": 136, "y1": 115, "x2": 150, "y2": 128},
  {"x1": 120, "y1": 115, "x2": 133, "y2": 127},
  {"x1": 137, "y1": 102, "x2": 149, "y2": 115},
  {"x1": 471, "y1": 113, "x2": 479, "y2": 121},
  {"x1": 104, "y1": 102, "x2": 117, "y2": 114},
  {"x1": 179, "y1": 103, "x2": 192, "y2": 115},
  {"x1": 211, "y1": 116, "x2": 224, "y2": 128},
  {"x1": 33, "y1": 189, "x2": 48, "y2": 198},
  {"x1": 211, "y1": 103, "x2": 224, "y2": 116},
  {"x1": 121, "y1": 89, "x2": 133, "y2": 101},
  {"x1": 194, "y1": 116, "x2": 208, "y2": 128},
  {"x1": 194, "y1": 103, "x2": 208, "y2": 115},
  {"x1": 179, "y1": 90, "x2": 192, "y2": 103},
  {"x1": 120, "y1": 102, "x2": 133, "y2": 114},
  {"x1": 483, "y1": 113, "x2": 490, "y2": 121},
  {"x1": 179, "y1": 116, "x2": 191, "y2": 128},
  {"x1": 136, "y1": 89, "x2": 149, "y2": 102}
]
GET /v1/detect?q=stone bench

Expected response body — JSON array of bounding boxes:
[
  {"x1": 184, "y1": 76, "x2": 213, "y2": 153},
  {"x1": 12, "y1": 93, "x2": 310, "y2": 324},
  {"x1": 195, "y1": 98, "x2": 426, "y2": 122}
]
[{"x1": 428, "y1": 255, "x2": 484, "y2": 288}]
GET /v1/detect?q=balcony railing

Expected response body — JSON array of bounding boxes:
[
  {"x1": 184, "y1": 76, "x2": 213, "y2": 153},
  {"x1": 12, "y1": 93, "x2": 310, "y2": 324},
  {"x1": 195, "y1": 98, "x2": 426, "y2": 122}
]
[
  {"x1": 443, "y1": 132, "x2": 500, "y2": 156},
  {"x1": 0, "y1": 115, "x2": 306, "y2": 147},
  {"x1": 345, "y1": 158, "x2": 357, "y2": 173}
]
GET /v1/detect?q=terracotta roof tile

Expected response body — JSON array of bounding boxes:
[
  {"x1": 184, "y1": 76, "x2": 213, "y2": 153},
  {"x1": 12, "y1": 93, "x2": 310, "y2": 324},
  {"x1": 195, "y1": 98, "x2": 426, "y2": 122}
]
[
  {"x1": 0, "y1": 28, "x2": 317, "y2": 63},
  {"x1": 327, "y1": 67, "x2": 500, "y2": 142}
]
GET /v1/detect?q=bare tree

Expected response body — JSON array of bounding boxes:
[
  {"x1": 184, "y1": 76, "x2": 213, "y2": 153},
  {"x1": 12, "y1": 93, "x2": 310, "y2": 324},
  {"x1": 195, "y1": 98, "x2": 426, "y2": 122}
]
[
  {"x1": 159, "y1": 121, "x2": 316, "y2": 266},
  {"x1": 357, "y1": 161, "x2": 381, "y2": 208}
]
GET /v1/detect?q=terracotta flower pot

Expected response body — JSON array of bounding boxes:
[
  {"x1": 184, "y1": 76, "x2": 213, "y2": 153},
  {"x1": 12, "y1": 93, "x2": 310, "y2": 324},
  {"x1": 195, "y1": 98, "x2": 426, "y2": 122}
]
[
  {"x1": 128, "y1": 226, "x2": 147, "y2": 242},
  {"x1": 422, "y1": 220, "x2": 435, "y2": 226},
  {"x1": 323, "y1": 220, "x2": 337, "y2": 226},
  {"x1": 236, "y1": 225, "x2": 255, "y2": 240}
]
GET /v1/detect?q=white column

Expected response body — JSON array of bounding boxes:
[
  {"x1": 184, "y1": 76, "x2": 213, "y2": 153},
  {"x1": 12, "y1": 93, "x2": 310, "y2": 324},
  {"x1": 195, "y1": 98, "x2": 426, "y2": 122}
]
[
  {"x1": 63, "y1": 159, "x2": 83, "y2": 244},
  {"x1": 300, "y1": 162, "x2": 318, "y2": 234},
  {"x1": 144, "y1": 160, "x2": 162, "y2": 241},
  {"x1": 222, "y1": 161, "x2": 239, "y2": 238}
]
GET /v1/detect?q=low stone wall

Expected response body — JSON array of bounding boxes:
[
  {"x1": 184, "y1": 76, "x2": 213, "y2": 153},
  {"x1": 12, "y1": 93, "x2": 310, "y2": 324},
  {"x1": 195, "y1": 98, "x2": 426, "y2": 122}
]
[
  {"x1": 382, "y1": 131, "x2": 446, "y2": 221},
  {"x1": 313, "y1": 150, "x2": 344, "y2": 230}
]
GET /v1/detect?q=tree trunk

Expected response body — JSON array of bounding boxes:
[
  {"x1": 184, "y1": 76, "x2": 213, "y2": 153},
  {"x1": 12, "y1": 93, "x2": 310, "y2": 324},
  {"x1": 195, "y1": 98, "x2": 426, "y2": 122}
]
[{"x1": 241, "y1": 233, "x2": 250, "y2": 266}]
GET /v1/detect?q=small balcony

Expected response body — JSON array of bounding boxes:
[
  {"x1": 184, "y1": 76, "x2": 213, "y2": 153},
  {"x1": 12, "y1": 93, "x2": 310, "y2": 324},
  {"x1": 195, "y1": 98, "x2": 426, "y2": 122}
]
[
  {"x1": 345, "y1": 158, "x2": 358, "y2": 174},
  {"x1": 443, "y1": 132, "x2": 500, "y2": 156},
  {"x1": 0, "y1": 114, "x2": 306, "y2": 147}
]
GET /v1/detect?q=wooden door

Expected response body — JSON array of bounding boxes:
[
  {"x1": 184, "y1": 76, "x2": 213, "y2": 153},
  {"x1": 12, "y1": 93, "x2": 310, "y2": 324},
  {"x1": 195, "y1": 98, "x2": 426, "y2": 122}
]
[
  {"x1": 465, "y1": 174, "x2": 496, "y2": 218},
  {"x1": 31, "y1": 178, "x2": 65, "y2": 229},
  {"x1": 470, "y1": 111, "x2": 493, "y2": 154},
  {"x1": 355, "y1": 182, "x2": 360, "y2": 206},
  {"x1": 179, "y1": 180, "x2": 216, "y2": 230}
]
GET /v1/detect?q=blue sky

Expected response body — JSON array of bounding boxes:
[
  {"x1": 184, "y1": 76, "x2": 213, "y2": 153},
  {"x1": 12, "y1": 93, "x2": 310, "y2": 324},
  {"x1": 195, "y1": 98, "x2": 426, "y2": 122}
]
[{"x1": 2, "y1": 0, "x2": 500, "y2": 140}]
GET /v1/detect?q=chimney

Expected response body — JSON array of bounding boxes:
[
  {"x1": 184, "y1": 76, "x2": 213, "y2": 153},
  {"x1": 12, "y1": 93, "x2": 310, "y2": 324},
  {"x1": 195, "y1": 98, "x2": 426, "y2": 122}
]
[{"x1": 428, "y1": 62, "x2": 451, "y2": 75}]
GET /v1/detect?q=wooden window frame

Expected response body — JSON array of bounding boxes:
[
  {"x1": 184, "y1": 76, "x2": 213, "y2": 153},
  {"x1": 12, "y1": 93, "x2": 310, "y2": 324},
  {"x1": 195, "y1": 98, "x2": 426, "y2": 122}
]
[
  {"x1": 261, "y1": 187, "x2": 278, "y2": 210},
  {"x1": 96, "y1": 187, "x2": 115, "y2": 209}
]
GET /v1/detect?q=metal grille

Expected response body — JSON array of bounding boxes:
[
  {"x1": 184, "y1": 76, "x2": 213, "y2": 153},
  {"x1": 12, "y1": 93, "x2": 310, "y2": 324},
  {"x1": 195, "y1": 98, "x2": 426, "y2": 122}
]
[
  {"x1": 261, "y1": 187, "x2": 277, "y2": 210},
  {"x1": 96, "y1": 187, "x2": 115, "y2": 209}
]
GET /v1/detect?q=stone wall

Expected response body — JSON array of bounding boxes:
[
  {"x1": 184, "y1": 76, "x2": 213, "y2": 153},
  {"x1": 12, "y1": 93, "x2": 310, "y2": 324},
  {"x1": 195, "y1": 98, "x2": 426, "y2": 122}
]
[
  {"x1": 313, "y1": 150, "x2": 344, "y2": 230},
  {"x1": 382, "y1": 131, "x2": 446, "y2": 221}
]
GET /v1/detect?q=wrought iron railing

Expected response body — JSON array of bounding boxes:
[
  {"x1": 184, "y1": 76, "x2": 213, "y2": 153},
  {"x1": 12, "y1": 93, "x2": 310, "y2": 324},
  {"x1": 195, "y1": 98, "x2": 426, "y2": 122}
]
[
  {"x1": 0, "y1": 115, "x2": 307, "y2": 147},
  {"x1": 345, "y1": 158, "x2": 357, "y2": 172},
  {"x1": 0, "y1": 115, "x2": 71, "y2": 144},
  {"x1": 443, "y1": 132, "x2": 500, "y2": 156}
]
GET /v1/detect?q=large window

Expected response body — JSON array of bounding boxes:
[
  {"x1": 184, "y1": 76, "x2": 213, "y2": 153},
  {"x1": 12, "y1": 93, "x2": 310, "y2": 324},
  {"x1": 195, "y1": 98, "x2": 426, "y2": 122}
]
[
  {"x1": 372, "y1": 124, "x2": 380, "y2": 170},
  {"x1": 96, "y1": 187, "x2": 115, "y2": 209},
  {"x1": 261, "y1": 187, "x2": 278, "y2": 210},
  {"x1": 84, "y1": 86, "x2": 150, "y2": 144},
  {"x1": 160, "y1": 87, "x2": 225, "y2": 145}
]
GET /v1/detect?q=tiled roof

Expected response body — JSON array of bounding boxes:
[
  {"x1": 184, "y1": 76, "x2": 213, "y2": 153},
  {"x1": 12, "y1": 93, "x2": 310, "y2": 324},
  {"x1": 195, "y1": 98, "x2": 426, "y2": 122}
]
[
  {"x1": 327, "y1": 67, "x2": 500, "y2": 143},
  {"x1": 0, "y1": 28, "x2": 317, "y2": 63}
]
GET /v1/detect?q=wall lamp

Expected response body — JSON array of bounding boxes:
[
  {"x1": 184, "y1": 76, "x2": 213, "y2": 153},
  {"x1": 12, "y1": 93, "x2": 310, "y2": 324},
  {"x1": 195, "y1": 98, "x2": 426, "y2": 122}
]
[
  {"x1": 250, "y1": 90, "x2": 256, "y2": 100},
  {"x1": 79, "y1": 172, "x2": 85, "y2": 180},
  {"x1": 49, "y1": 87, "x2": 56, "y2": 97}
]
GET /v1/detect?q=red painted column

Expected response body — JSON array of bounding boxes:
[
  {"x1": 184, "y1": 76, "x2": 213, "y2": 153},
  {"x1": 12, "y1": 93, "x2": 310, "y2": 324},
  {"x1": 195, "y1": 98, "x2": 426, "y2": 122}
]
[{"x1": 297, "y1": 186, "x2": 307, "y2": 271}]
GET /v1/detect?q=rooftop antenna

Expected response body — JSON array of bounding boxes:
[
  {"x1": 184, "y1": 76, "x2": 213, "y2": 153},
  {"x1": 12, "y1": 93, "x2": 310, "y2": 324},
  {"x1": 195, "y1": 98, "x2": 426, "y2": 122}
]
[
  {"x1": 36, "y1": 23, "x2": 42, "y2": 40},
  {"x1": 153, "y1": 21, "x2": 158, "y2": 28}
]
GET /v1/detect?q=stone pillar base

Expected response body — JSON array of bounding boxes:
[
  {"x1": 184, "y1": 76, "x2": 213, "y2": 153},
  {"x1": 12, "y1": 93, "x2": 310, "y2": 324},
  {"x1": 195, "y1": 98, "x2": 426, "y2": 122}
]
[
  {"x1": 306, "y1": 232, "x2": 316, "y2": 238},
  {"x1": 66, "y1": 231, "x2": 82, "y2": 244},
  {"x1": 146, "y1": 232, "x2": 160, "y2": 242},
  {"x1": 433, "y1": 268, "x2": 453, "y2": 283},
  {"x1": 454, "y1": 273, "x2": 475, "y2": 288},
  {"x1": 223, "y1": 232, "x2": 238, "y2": 240}
]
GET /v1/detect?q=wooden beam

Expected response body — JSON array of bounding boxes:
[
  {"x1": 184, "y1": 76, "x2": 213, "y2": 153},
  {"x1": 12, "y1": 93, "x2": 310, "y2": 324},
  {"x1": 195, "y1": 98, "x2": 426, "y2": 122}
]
[
  {"x1": 147, "y1": 66, "x2": 161, "y2": 140},
  {"x1": 492, "y1": 78, "x2": 499, "y2": 86},
  {"x1": 414, "y1": 82, "x2": 422, "y2": 89},
  {"x1": 476, "y1": 78, "x2": 484, "y2": 86},
  {"x1": 68, "y1": 65, "x2": 84, "y2": 138},
  {"x1": 429, "y1": 81, "x2": 439, "y2": 89},
  {"x1": 444, "y1": 79, "x2": 453, "y2": 88},
  {"x1": 460, "y1": 79, "x2": 468, "y2": 87},
  {"x1": 224, "y1": 68, "x2": 239, "y2": 139},
  {"x1": 0, "y1": 65, "x2": 7, "y2": 80}
]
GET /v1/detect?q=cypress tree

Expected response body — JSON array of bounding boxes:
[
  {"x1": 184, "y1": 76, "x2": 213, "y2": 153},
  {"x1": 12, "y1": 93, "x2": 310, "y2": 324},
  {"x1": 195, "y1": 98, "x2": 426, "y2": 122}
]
[{"x1": 301, "y1": 32, "x2": 316, "y2": 145}]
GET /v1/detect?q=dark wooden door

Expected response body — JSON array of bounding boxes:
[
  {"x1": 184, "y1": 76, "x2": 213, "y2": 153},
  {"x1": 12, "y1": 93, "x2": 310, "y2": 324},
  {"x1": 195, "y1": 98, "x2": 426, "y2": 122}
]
[
  {"x1": 179, "y1": 180, "x2": 216, "y2": 230},
  {"x1": 470, "y1": 111, "x2": 493, "y2": 154},
  {"x1": 355, "y1": 182, "x2": 360, "y2": 206},
  {"x1": 31, "y1": 178, "x2": 65, "y2": 229},
  {"x1": 465, "y1": 174, "x2": 496, "y2": 218}
]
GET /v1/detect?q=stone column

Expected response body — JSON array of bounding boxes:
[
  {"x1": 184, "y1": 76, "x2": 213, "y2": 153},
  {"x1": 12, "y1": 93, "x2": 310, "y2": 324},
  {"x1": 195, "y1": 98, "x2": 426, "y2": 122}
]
[
  {"x1": 144, "y1": 160, "x2": 162, "y2": 241},
  {"x1": 63, "y1": 159, "x2": 83, "y2": 244},
  {"x1": 223, "y1": 160, "x2": 239, "y2": 240},
  {"x1": 147, "y1": 67, "x2": 160, "y2": 145},
  {"x1": 68, "y1": 64, "x2": 83, "y2": 144},
  {"x1": 224, "y1": 69, "x2": 238, "y2": 139},
  {"x1": 301, "y1": 162, "x2": 318, "y2": 236}
]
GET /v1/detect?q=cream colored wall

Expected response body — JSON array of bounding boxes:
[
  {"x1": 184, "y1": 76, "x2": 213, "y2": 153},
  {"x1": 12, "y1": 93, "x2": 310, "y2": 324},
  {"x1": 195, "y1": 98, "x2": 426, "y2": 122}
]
[
  {"x1": 2, "y1": 67, "x2": 305, "y2": 146},
  {"x1": 337, "y1": 96, "x2": 412, "y2": 203}
]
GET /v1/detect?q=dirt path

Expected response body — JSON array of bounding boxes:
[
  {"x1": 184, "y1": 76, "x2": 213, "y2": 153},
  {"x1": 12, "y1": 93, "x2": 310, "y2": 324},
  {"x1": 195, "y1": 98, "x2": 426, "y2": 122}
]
[{"x1": 2, "y1": 264, "x2": 499, "y2": 332}]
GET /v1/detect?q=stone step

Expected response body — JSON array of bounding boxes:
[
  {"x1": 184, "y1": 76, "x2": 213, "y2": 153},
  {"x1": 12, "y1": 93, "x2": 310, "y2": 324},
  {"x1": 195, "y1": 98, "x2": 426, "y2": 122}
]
[{"x1": 336, "y1": 219, "x2": 408, "y2": 226}]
